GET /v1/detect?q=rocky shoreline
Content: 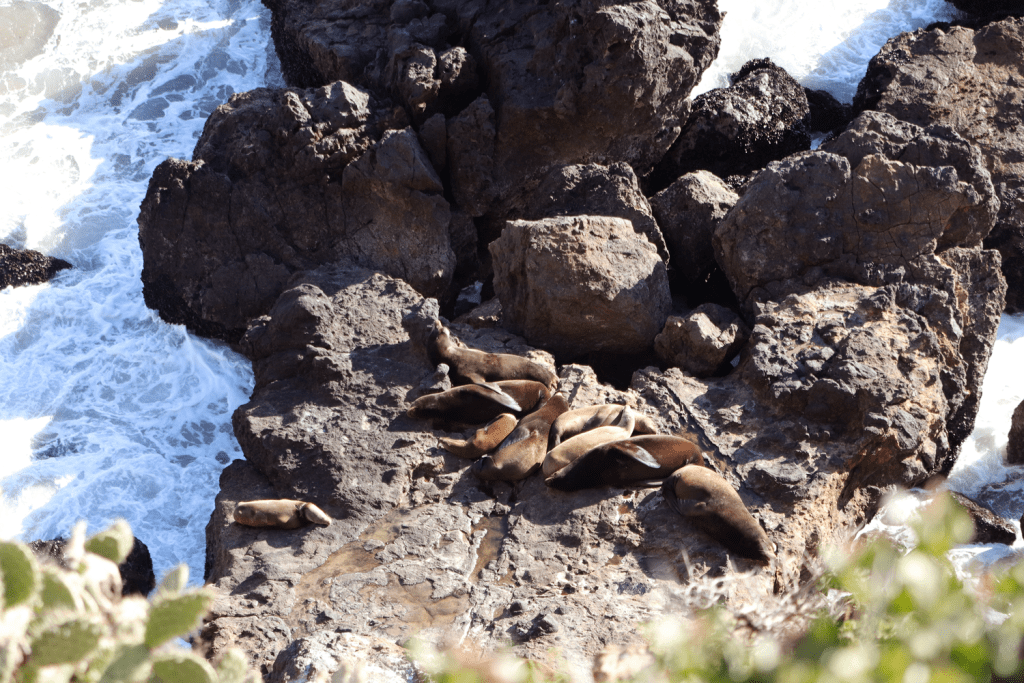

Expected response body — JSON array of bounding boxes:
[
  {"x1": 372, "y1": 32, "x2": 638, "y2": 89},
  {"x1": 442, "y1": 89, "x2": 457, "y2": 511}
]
[{"x1": 132, "y1": 2, "x2": 1024, "y2": 680}]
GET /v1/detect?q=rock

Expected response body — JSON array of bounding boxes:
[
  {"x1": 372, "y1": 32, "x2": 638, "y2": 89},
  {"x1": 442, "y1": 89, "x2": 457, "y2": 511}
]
[
  {"x1": 489, "y1": 216, "x2": 671, "y2": 358},
  {"x1": 950, "y1": 492, "x2": 1016, "y2": 545},
  {"x1": 138, "y1": 82, "x2": 454, "y2": 343},
  {"x1": 28, "y1": 536, "x2": 156, "y2": 596},
  {"x1": 0, "y1": 244, "x2": 71, "y2": 289},
  {"x1": 804, "y1": 87, "x2": 853, "y2": 134},
  {"x1": 854, "y1": 17, "x2": 1024, "y2": 312},
  {"x1": 649, "y1": 171, "x2": 738, "y2": 295},
  {"x1": 654, "y1": 304, "x2": 749, "y2": 377},
  {"x1": 1007, "y1": 399, "x2": 1024, "y2": 465},
  {"x1": 0, "y1": 1, "x2": 60, "y2": 71},
  {"x1": 946, "y1": 0, "x2": 1021, "y2": 16},
  {"x1": 658, "y1": 58, "x2": 811, "y2": 181},
  {"x1": 714, "y1": 112, "x2": 1000, "y2": 307},
  {"x1": 269, "y1": 631, "x2": 415, "y2": 683}
]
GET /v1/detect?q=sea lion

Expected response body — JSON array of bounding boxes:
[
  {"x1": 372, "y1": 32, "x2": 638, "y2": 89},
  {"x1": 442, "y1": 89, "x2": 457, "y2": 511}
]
[
  {"x1": 549, "y1": 404, "x2": 658, "y2": 448},
  {"x1": 427, "y1": 320, "x2": 558, "y2": 388},
  {"x1": 233, "y1": 500, "x2": 333, "y2": 529},
  {"x1": 661, "y1": 465, "x2": 775, "y2": 562},
  {"x1": 407, "y1": 380, "x2": 550, "y2": 425},
  {"x1": 544, "y1": 435, "x2": 704, "y2": 491},
  {"x1": 473, "y1": 392, "x2": 571, "y2": 481},
  {"x1": 541, "y1": 407, "x2": 636, "y2": 477},
  {"x1": 439, "y1": 413, "x2": 518, "y2": 459}
]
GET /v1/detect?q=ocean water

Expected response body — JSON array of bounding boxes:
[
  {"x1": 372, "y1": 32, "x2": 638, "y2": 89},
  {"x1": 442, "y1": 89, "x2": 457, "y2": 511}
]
[{"x1": 0, "y1": 0, "x2": 1015, "y2": 590}]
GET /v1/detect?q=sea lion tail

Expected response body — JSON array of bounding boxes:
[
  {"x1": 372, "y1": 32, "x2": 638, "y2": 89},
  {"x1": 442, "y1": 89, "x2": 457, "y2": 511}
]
[{"x1": 475, "y1": 382, "x2": 523, "y2": 411}]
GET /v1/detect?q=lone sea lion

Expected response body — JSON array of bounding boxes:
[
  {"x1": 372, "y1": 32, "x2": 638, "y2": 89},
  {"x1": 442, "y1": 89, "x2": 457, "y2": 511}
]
[
  {"x1": 549, "y1": 404, "x2": 659, "y2": 448},
  {"x1": 545, "y1": 435, "x2": 704, "y2": 491},
  {"x1": 439, "y1": 413, "x2": 518, "y2": 459},
  {"x1": 541, "y1": 407, "x2": 636, "y2": 478},
  {"x1": 233, "y1": 500, "x2": 333, "y2": 529},
  {"x1": 407, "y1": 380, "x2": 550, "y2": 425},
  {"x1": 427, "y1": 320, "x2": 558, "y2": 388},
  {"x1": 473, "y1": 392, "x2": 570, "y2": 481},
  {"x1": 661, "y1": 465, "x2": 775, "y2": 562}
]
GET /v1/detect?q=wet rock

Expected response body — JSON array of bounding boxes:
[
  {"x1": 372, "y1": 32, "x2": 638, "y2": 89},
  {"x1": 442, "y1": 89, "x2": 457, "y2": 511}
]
[
  {"x1": 715, "y1": 112, "x2": 999, "y2": 307},
  {"x1": 0, "y1": 1, "x2": 60, "y2": 71},
  {"x1": 654, "y1": 304, "x2": 749, "y2": 377},
  {"x1": 649, "y1": 171, "x2": 738, "y2": 294},
  {"x1": 0, "y1": 243, "x2": 71, "y2": 289},
  {"x1": 489, "y1": 216, "x2": 671, "y2": 358},
  {"x1": 950, "y1": 492, "x2": 1016, "y2": 545},
  {"x1": 804, "y1": 87, "x2": 853, "y2": 135},
  {"x1": 28, "y1": 536, "x2": 156, "y2": 596},
  {"x1": 1007, "y1": 399, "x2": 1024, "y2": 465},
  {"x1": 659, "y1": 58, "x2": 811, "y2": 181},
  {"x1": 854, "y1": 17, "x2": 1024, "y2": 312},
  {"x1": 946, "y1": 0, "x2": 1021, "y2": 16},
  {"x1": 138, "y1": 83, "x2": 454, "y2": 342}
]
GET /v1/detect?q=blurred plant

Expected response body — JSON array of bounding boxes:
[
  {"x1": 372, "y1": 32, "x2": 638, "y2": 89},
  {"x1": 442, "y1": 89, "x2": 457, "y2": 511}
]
[{"x1": 0, "y1": 520, "x2": 256, "y2": 683}]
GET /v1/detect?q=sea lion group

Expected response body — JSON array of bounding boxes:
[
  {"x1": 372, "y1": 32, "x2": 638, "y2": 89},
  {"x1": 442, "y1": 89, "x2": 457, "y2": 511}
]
[{"x1": 406, "y1": 321, "x2": 776, "y2": 563}]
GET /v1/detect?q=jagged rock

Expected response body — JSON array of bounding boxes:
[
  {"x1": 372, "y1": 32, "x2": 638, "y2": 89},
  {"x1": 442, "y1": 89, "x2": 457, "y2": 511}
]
[
  {"x1": 1007, "y1": 399, "x2": 1024, "y2": 465},
  {"x1": 854, "y1": 17, "x2": 1024, "y2": 312},
  {"x1": 500, "y1": 162, "x2": 669, "y2": 262},
  {"x1": 649, "y1": 170, "x2": 738, "y2": 293},
  {"x1": 0, "y1": 244, "x2": 71, "y2": 289},
  {"x1": 489, "y1": 216, "x2": 671, "y2": 358},
  {"x1": 654, "y1": 304, "x2": 749, "y2": 377},
  {"x1": 263, "y1": 0, "x2": 722, "y2": 208},
  {"x1": 658, "y1": 58, "x2": 811, "y2": 181},
  {"x1": 29, "y1": 537, "x2": 156, "y2": 596},
  {"x1": 138, "y1": 82, "x2": 455, "y2": 342},
  {"x1": 714, "y1": 112, "x2": 1000, "y2": 307},
  {"x1": 269, "y1": 631, "x2": 415, "y2": 683},
  {"x1": 950, "y1": 492, "x2": 1016, "y2": 545},
  {"x1": 946, "y1": 0, "x2": 1021, "y2": 16},
  {"x1": 803, "y1": 87, "x2": 853, "y2": 134},
  {"x1": 0, "y1": 1, "x2": 60, "y2": 71}
]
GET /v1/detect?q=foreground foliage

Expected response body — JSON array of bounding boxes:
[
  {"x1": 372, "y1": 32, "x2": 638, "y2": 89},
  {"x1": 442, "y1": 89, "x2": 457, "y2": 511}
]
[
  {"x1": 414, "y1": 492, "x2": 1024, "y2": 683},
  {"x1": 0, "y1": 521, "x2": 256, "y2": 683}
]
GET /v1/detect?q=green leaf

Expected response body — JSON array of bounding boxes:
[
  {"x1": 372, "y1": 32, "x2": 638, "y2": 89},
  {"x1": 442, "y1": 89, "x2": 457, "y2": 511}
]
[
  {"x1": 97, "y1": 644, "x2": 151, "y2": 683},
  {"x1": 84, "y1": 521, "x2": 134, "y2": 565},
  {"x1": 28, "y1": 615, "x2": 103, "y2": 666},
  {"x1": 38, "y1": 571, "x2": 78, "y2": 612},
  {"x1": 143, "y1": 592, "x2": 212, "y2": 649},
  {"x1": 214, "y1": 649, "x2": 250, "y2": 683},
  {"x1": 150, "y1": 653, "x2": 216, "y2": 683},
  {"x1": 0, "y1": 542, "x2": 39, "y2": 609},
  {"x1": 155, "y1": 566, "x2": 188, "y2": 596}
]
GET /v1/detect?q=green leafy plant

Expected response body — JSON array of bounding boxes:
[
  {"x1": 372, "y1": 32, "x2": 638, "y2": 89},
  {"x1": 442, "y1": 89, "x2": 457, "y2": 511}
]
[{"x1": 0, "y1": 521, "x2": 256, "y2": 683}]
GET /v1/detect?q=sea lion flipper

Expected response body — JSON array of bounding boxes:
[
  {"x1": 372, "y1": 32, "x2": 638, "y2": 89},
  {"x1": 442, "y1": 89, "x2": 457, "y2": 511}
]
[
  {"x1": 497, "y1": 425, "x2": 530, "y2": 450},
  {"x1": 475, "y1": 382, "x2": 523, "y2": 412},
  {"x1": 618, "y1": 443, "x2": 661, "y2": 469},
  {"x1": 300, "y1": 503, "x2": 333, "y2": 526}
]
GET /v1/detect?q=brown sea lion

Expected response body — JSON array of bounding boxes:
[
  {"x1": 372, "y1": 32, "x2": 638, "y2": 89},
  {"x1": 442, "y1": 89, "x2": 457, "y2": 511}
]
[
  {"x1": 233, "y1": 500, "x2": 333, "y2": 529},
  {"x1": 407, "y1": 380, "x2": 550, "y2": 425},
  {"x1": 473, "y1": 392, "x2": 571, "y2": 481},
  {"x1": 427, "y1": 321, "x2": 558, "y2": 388},
  {"x1": 544, "y1": 435, "x2": 704, "y2": 491},
  {"x1": 439, "y1": 413, "x2": 518, "y2": 459},
  {"x1": 541, "y1": 407, "x2": 636, "y2": 477},
  {"x1": 661, "y1": 465, "x2": 775, "y2": 563},
  {"x1": 549, "y1": 404, "x2": 658, "y2": 448}
]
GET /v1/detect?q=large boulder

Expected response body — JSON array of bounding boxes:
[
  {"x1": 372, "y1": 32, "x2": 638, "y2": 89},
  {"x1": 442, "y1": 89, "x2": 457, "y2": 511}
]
[
  {"x1": 654, "y1": 303, "x2": 749, "y2": 377},
  {"x1": 658, "y1": 58, "x2": 811, "y2": 182},
  {"x1": 489, "y1": 216, "x2": 671, "y2": 358},
  {"x1": 854, "y1": 17, "x2": 1024, "y2": 312},
  {"x1": 137, "y1": 82, "x2": 455, "y2": 342},
  {"x1": 1007, "y1": 399, "x2": 1024, "y2": 465},
  {"x1": 0, "y1": 244, "x2": 71, "y2": 289},
  {"x1": 714, "y1": 112, "x2": 999, "y2": 307}
]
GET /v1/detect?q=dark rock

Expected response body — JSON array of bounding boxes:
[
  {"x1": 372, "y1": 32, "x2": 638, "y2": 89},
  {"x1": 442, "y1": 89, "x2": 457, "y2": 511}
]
[
  {"x1": 28, "y1": 536, "x2": 156, "y2": 596},
  {"x1": 950, "y1": 492, "x2": 1016, "y2": 545},
  {"x1": 945, "y1": 0, "x2": 1021, "y2": 16},
  {"x1": 1007, "y1": 399, "x2": 1024, "y2": 465},
  {"x1": 659, "y1": 58, "x2": 811, "y2": 181},
  {"x1": 0, "y1": 244, "x2": 71, "y2": 289},
  {"x1": 804, "y1": 87, "x2": 853, "y2": 134},
  {"x1": 654, "y1": 304, "x2": 749, "y2": 377},
  {"x1": 0, "y1": 1, "x2": 60, "y2": 71},
  {"x1": 489, "y1": 216, "x2": 671, "y2": 359},
  {"x1": 854, "y1": 17, "x2": 1024, "y2": 312},
  {"x1": 137, "y1": 83, "x2": 454, "y2": 342}
]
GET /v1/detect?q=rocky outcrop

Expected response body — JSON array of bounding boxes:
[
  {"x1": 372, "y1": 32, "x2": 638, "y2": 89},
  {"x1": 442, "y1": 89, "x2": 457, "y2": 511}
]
[
  {"x1": 654, "y1": 304, "x2": 749, "y2": 377},
  {"x1": 657, "y1": 58, "x2": 811, "y2": 182},
  {"x1": 137, "y1": 83, "x2": 454, "y2": 342},
  {"x1": 0, "y1": 244, "x2": 71, "y2": 289},
  {"x1": 950, "y1": 492, "x2": 1015, "y2": 545},
  {"x1": 29, "y1": 537, "x2": 156, "y2": 596},
  {"x1": 946, "y1": 0, "x2": 1021, "y2": 16},
  {"x1": 714, "y1": 112, "x2": 999, "y2": 307},
  {"x1": 0, "y1": 1, "x2": 60, "y2": 71},
  {"x1": 489, "y1": 216, "x2": 671, "y2": 359},
  {"x1": 854, "y1": 17, "x2": 1024, "y2": 312},
  {"x1": 1007, "y1": 399, "x2": 1024, "y2": 465}
]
